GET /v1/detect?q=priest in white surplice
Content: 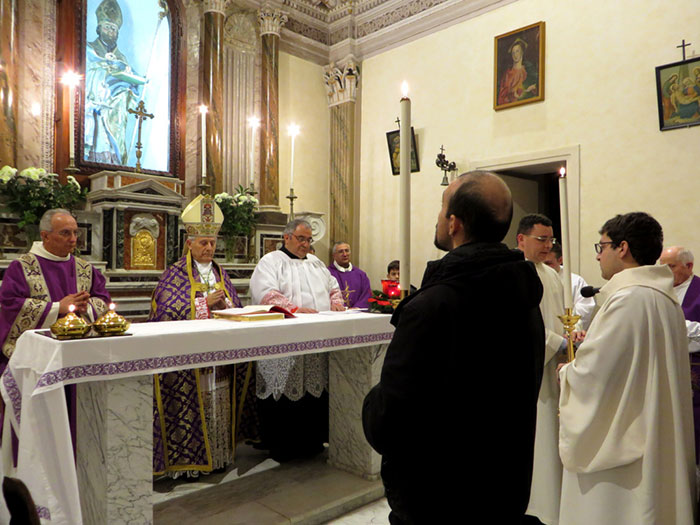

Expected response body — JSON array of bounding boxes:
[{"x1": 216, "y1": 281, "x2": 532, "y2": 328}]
[
  {"x1": 517, "y1": 213, "x2": 567, "y2": 525},
  {"x1": 250, "y1": 219, "x2": 344, "y2": 461},
  {"x1": 558, "y1": 212, "x2": 696, "y2": 525}
]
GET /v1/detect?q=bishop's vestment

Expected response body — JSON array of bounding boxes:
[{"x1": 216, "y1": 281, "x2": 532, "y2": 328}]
[
  {"x1": 559, "y1": 265, "x2": 696, "y2": 525},
  {"x1": 150, "y1": 252, "x2": 255, "y2": 475}
]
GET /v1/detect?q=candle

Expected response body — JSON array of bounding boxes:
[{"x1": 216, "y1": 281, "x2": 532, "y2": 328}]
[
  {"x1": 199, "y1": 105, "x2": 208, "y2": 186},
  {"x1": 247, "y1": 116, "x2": 260, "y2": 187},
  {"x1": 399, "y1": 82, "x2": 411, "y2": 296},
  {"x1": 61, "y1": 71, "x2": 81, "y2": 161},
  {"x1": 109, "y1": 302, "x2": 116, "y2": 311},
  {"x1": 558, "y1": 166, "x2": 574, "y2": 310},
  {"x1": 287, "y1": 123, "x2": 300, "y2": 189}
]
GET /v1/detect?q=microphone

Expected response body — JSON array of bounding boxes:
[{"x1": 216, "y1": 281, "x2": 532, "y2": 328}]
[{"x1": 580, "y1": 286, "x2": 600, "y2": 298}]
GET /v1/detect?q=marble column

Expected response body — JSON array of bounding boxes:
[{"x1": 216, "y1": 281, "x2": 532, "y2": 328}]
[
  {"x1": 257, "y1": 3, "x2": 287, "y2": 209},
  {"x1": 0, "y1": 0, "x2": 17, "y2": 166},
  {"x1": 324, "y1": 58, "x2": 360, "y2": 251},
  {"x1": 328, "y1": 344, "x2": 386, "y2": 479},
  {"x1": 77, "y1": 376, "x2": 153, "y2": 525},
  {"x1": 201, "y1": 0, "x2": 228, "y2": 195}
]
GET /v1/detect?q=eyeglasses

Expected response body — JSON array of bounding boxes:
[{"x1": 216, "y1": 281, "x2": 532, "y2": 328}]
[
  {"x1": 594, "y1": 241, "x2": 617, "y2": 254},
  {"x1": 524, "y1": 234, "x2": 557, "y2": 245},
  {"x1": 292, "y1": 234, "x2": 313, "y2": 244}
]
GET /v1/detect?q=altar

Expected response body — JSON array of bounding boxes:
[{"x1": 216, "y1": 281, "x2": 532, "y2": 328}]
[{"x1": 0, "y1": 312, "x2": 394, "y2": 525}]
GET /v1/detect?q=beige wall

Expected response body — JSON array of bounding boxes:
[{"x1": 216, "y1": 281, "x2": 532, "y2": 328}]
[
  {"x1": 357, "y1": 0, "x2": 700, "y2": 288},
  {"x1": 278, "y1": 52, "x2": 331, "y2": 262}
]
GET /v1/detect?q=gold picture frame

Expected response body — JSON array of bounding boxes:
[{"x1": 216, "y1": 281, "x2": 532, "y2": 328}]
[{"x1": 494, "y1": 21, "x2": 545, "y2": 110}]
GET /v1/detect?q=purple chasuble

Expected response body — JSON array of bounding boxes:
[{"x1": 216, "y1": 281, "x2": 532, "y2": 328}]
[
  {"x1": 0, "y1": 254, "x2": 110, "y2": 368},
  {"x1": 150, "y1": 255, "x2": 246, "y2": 475},
  {"x1": 327, "y1": 265, "x2": 372, "y2": 308}
]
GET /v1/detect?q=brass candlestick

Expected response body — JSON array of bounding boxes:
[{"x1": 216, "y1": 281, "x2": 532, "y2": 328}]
[
  {"x1": 286, "y1": 187, "x2": 298, "y2": 220},
  {"x1": 558, "y1": 307, "x2": 581, "y2": 362}
]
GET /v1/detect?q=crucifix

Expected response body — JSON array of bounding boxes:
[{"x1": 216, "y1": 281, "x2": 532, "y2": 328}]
[
  {"x1": 395, "y1": 116, "x2": 401, "y2": 129},
  {"x1": 128, "y1": 101, "x2": 154, "y2": 172},
  {"x1": 677, "y1": 39, "x2": 692, "y2": 61}
]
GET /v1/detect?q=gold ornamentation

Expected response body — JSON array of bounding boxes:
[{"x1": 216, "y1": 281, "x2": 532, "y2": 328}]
[
  {"x1": 50, "y1": 309, "x2": 91, "y2": 340},
  {"x1": 132, "y1": 229, "x2": 156, "y2": 267},
  {"x1": 558, "y1": 307, "x2": 581, "y2": 362},
  {"x1": 181, "y1": 195, "x2": 223, "y2": 237}
]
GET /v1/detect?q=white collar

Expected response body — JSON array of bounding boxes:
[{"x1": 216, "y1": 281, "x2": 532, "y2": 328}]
[
  {"x1": 333, "y1": 260, "x2": 353, "y2": 273},
  {"x1": 194, "y1": 259, "x2": 213, "y2": 274},
  {"x1": 30, "y1": 241, "x2": 71, "y2": 262}
]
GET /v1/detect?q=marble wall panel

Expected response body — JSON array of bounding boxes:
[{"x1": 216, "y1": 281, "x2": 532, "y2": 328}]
[
  {"x1": 328, "y1": 344, "x2": 387, "y2": 479},
  {"x1": 202, "y1": 11, "x2": 225, "y2": 195},
  {"x1": 77, "y1": 375, "x2": 153, "y2": 524}
]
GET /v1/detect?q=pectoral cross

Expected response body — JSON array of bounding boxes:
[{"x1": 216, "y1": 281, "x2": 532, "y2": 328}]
[
  {"x1": 677, "y1": 39, "x2": 692, "y2": 61},
  {"x1": 128, "y1": 101, "x2": 154, "y2": 172},
  {"x1": 342, "y1": 282, "x2": 355, "y2": 307}
]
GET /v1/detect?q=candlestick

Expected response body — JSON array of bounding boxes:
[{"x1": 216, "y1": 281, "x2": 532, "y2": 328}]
[
  {"x1": 287, "y1": 123, "x2": 300, "y2": 190},
  {"x1": 199, "y1": 105, "x2": 208, "y2": 188},
  {"x1": 399, "y1": 82, "x2": 411, "y2": 297},
  {"x1": 61, "y1": 71, "x2": 81, "y2": 164},
  {"x1": 558, "y1": 166, "x2": 573, "y2": 309},
  {"x1": 248, "y1": 116, "x2": 260, "y2": 190}
]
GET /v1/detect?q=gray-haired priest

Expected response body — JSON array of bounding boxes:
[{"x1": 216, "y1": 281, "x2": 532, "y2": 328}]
[
  {"x1": 0, "y1": 209, "x2": 110, "y2": 373},
  {"x1": 250, "y1": 218, "x2": 344, "y2": 461}
]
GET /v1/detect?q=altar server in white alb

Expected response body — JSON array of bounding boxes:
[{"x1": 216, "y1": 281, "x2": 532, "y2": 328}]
[
  {"x1": 558, "y1": 212, "x2": 696, "y2": 525},
  {"x1": 250, "y1": 219, "x2": 344, "y2": 461},
  {"x1": 516, "y1": 213, "x2": 566, "y2": 525}
]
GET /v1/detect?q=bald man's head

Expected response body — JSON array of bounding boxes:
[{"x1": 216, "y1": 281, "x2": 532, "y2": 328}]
[
  {"x1": 448, "y1": 171, "x2": 513, "y2": 242},
  {"x1": 659, "y1": 245, "x2": 694, "y2": 286}
]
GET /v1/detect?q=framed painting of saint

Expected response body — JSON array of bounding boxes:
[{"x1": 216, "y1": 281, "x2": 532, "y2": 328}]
[
  {"x1": 386, "y1": 128, "x2": 420, "y2": 176},
  {"x1": 79, "y1": 0, "x2": 182, "y2": 175},
  {"x1": 655, "y1": 56, "x2": 700, "y2": 131},
  {"x1": 494, "y1": 21, "x2": 545, "y2": 111}
]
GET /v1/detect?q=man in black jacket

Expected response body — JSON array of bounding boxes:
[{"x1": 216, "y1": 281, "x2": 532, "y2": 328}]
[{"x1": 363, "y1": 171, "x2": 545, "y2": 524}]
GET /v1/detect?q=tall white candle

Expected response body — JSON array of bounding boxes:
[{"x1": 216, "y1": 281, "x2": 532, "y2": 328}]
[
  {"x1": 287, "y1": 123, "x2": 300, "y2": 189},
  {"x1": 399, "y1": 82, "x2": 411, "y2": 295},
  {"x1": 558, "y1": 166, "x2": 574, "y2": 310},
  {"x1": 247, "y1": 116, "x2": 260, "y2": 187},
  {"x1": 61, "y1": 71, "x2": 80, "y2": 161},
  {"x1": 199, "y1": 105, "x2": 208, "y2": 186}
]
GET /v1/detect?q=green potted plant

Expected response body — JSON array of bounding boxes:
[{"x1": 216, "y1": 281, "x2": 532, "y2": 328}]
[{"x1": 215, "y1": 185, "x2": 258, "y2": 261}]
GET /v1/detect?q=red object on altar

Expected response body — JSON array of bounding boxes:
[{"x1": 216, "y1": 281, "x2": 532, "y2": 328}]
[{"x1": 381, "y1": 279, "x2": 401, "y2": 298}]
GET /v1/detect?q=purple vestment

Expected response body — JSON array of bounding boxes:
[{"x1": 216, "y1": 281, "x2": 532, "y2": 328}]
[
  {"x1": 0, "y1": 253, "x2": 110, "y2": 368},
  {"x1": 327, "y1": 264, "x2": 372, "y2": 308},
  {"x1": 150, "y1": 254, "x2": 259, "y2": 475},
  {"x1": 681, "y1": 275, "x2": 700, "y2": 463}
]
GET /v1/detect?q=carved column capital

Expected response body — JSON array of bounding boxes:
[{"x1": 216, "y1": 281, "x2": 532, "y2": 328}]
[
  {"x1": 323, "y1": 56, "x2": 360, "y2": 107},
  {"x1": 258, "y1": 3, "x2": 288, "y2": 37},
  {"x1": 202, "y1": 0, "x2": 228, "y2": 15}
]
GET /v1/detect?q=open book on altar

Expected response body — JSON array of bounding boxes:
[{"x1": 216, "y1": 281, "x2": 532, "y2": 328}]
[{"x1": 212, "y1": 305, "x2": 296, "y2": 322}]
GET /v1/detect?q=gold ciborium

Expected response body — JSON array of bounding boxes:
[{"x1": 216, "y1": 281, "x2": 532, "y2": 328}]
[
  {"x1": 50, "y1": 305, "x2": 91, "y2": 340},
  {"x1": 93, "y1": 303, "x2": 130, "y2": 336}
]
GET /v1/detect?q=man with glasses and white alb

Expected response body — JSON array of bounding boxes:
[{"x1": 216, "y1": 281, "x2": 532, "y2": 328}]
[
  {"x1": 517, "y1": 213, "x2": 568, "y2": 525},
  {"x1": 250, "y1": 219, "x2": 344, "y2": 461}
]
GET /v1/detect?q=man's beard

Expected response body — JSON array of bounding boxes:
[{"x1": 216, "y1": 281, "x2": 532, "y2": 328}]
[{"x1": 434, "y1": 232, "x2": 450, "y2": 252}]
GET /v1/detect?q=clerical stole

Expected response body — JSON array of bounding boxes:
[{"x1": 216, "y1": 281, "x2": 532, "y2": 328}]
[{"x1": 151, "y1": 254, "x2": 258, "y2": 475}]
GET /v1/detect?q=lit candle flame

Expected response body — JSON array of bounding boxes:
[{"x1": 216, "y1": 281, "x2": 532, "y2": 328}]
[
  {"x1": 559, "y1": 167, "x2": 566, "y2": 177},
  {"x1": 61, "y1": 71, "x2": 81, "y2": 88},
  {"x1": 199, "y1": 104, "x2": 208, "y2": 115},
  {"x1": 248, "y1": 116, "x2": 260, "y2": 129},
  {"x1": 287, "y1": 123, "x2": 300, "y2": 137},
  {"x1": 69, "y1": 304, "x2": 75, "y2": 313},
  {"x1": 109, "y1": 303, "x2": 116, "y2": 311},
  {"x1": 401, "y1": 81, "x2": 409, "y2": 98}
]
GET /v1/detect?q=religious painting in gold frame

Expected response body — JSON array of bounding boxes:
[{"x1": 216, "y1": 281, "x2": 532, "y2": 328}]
[
  {"x1": 655, "y1": 56, "x2": 700, "y2": 131},
  {"x1": 494, "y1": 21, "x2": 545, "y2": 111}
]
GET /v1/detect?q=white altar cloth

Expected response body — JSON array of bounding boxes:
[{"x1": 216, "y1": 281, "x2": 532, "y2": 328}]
[{"x1": 0, "y1": 312, "x2": 394, "y2": 525}]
